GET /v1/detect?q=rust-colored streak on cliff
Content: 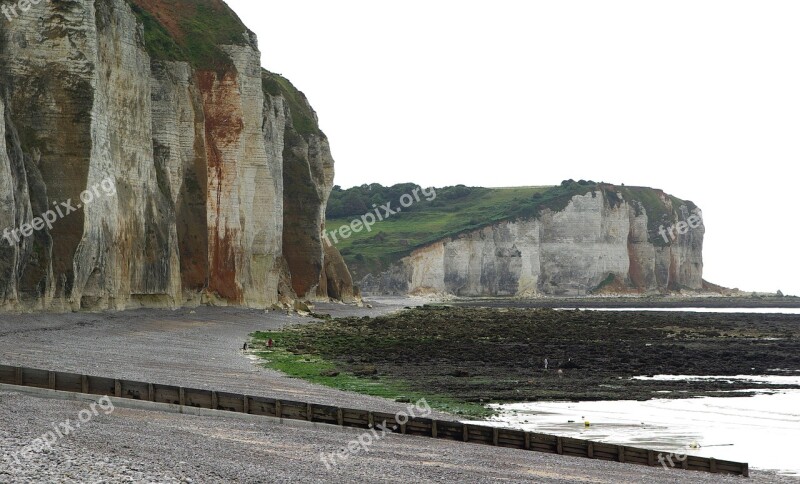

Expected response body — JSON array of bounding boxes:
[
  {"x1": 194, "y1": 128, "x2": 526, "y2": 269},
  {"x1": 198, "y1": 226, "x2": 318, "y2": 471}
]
[
  {"x1": 668, "y1": 253, "x2": 679, "y2": 291},
  {"x1": 0, "y1": 0, "x2": 353, "y2": 311},
  {"x1": 198, "y1": 70, "x2": 244, "y2": 302},
  {"x1": 627, "y1": 232, "x2": 645, "y2": 291}
]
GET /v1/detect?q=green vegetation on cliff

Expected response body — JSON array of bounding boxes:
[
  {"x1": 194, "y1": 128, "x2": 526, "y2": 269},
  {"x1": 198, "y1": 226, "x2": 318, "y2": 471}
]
[
  {"x1": 326, "y1": 181, "x2": 696, "y2": 278},
  {"x1": 262, "y1": 71, "x2": 323, "y2": 137},
  {"x1": 328, "y1": 184, "x2": 559, "y2": 277},
  {"x1": 618, "y1": 186, "x2": 698, "y2": 246},
  {"x1": 126, "y1": 0, "x2": 251, "y2": 68}
]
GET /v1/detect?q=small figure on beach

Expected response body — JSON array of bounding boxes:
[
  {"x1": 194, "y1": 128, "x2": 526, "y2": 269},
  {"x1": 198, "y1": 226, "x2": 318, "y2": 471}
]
[
  {"x1": 268, "y1": 338, "x2": 274, "y2": 348},
  {"x1": 242, "y1": 342, "x2": 248, "y2": 351},
  {"x1": 544, "y1": 358, "x2": 549, "y2": 370}
]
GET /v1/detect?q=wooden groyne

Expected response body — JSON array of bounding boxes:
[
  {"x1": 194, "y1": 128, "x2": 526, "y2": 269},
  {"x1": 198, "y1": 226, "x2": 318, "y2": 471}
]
[{"x1": 0, "y1": 364, "x2": 749, "y2": 476}]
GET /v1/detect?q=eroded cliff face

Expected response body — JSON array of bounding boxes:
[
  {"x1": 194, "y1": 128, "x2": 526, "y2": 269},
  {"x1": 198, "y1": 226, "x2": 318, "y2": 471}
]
[
  {"x1": 0, "y1": 0, "x2": 350, "y2": 311},
  {"x1": 269, "y1": 75, "x2": 336, "y2": 300},
  {"x1": 361, "y1": 189, "x2": 704, "y2": 296}
]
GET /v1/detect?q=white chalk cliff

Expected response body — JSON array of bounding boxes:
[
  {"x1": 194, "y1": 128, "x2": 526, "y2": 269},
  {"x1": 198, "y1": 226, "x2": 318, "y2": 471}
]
[
  {"x1": 360, "y1": 188, "x2": 704, "y2": 296},
  {"x1": 0, "y1": 0, "x2": 354, "y2": 311}
]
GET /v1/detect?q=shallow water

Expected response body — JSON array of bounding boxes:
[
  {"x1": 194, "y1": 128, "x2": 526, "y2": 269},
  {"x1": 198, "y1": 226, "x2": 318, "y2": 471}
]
[
  {"x1": 470, "y1": 386, "x2": 800, "y2": 475},
  {"x1": 632, "y1": 374, "x2": 800, "y2": 385},
  {"x1": 557, "y1": 307, "x2": 800, "y2": 314}
]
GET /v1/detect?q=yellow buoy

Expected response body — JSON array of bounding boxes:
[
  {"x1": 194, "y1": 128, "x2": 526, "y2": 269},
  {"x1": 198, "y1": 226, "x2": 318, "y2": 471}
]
[{"x1": 584, "y1": 421, "x2": 591, "y2": 427}]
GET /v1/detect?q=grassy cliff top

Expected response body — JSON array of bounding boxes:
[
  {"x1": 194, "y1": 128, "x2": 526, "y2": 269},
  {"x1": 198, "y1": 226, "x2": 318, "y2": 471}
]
[
  {"x1": 126, "y1": 2, "x2": 323, "y2": 135},
  {"x1": 262, "y1": 71, "x2": 323, "y2": 137},
  {"x1": 326, "y1": 181, "x2": 697, "y2": 278},
  {"x1": 127, "y1": 0, "x2": 252, "y2": 68}
]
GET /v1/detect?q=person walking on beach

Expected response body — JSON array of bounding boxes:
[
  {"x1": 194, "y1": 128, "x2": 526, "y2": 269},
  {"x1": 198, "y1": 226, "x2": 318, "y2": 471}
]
[{"x1": 544, "y1": 358, "x2": 549, "y2": 370}]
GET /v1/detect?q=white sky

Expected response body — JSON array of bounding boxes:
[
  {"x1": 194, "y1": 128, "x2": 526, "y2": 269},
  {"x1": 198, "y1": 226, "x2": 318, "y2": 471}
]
[{"x1": 227, "y1": 0, "x2": 800, "y2": 297}]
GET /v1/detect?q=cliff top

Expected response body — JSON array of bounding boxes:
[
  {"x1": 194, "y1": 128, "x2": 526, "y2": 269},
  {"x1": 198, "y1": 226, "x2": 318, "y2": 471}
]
[
  {"x1": 125, "y1": 1, "x2": 324, "y2": 136},
  {"x1": 127, "y1": 0, "x2": 253, "y2": 68},
  {"x1": 262, "y1": 70, "x2": 323, "y2": 137},
  {"x1": 327, "y1": 182, "x2": 697, "y2": 278}
]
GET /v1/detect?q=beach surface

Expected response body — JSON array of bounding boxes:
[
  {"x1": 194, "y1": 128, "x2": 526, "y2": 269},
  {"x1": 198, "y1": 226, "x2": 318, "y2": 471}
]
[{"x1": 0, "y1": 297, "x2": 795, "y2": 482}]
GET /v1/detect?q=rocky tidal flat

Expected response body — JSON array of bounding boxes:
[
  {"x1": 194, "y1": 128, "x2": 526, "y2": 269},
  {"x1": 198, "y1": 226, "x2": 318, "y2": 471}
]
[{"x1": 260, "y1": 305, "x2": 800, "y2": 404}]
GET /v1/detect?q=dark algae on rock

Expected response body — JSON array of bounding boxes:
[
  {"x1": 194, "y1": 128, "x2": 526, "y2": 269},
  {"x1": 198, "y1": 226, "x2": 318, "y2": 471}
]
[{"x1": 256, "y1": 306, "x2": 800, "y2": 407}]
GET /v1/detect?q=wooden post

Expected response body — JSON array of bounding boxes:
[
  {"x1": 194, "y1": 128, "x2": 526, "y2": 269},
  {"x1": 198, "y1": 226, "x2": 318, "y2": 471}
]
[
  {"x1": 337, "y1": 408, "x2": 344, "y2": 426},
  {"x1": 681, "y1": 455, "x2": 688, "y2": 470},
  {"x1": 14, "y1": 367, "x2": 22, "y2": 385},
  {"x1": 524, "y1": 432, "x2": 531, "y2": 450},
  {"x1": 431, "y1": 420, "x2": 438, "y2": 438},
  {"x1": 463, "y1": 424, "x2": 469, "y2": 442},
  {"x1": 179, "y1": 387, "x2": 186, "y2": 406},
  {"x1": 114, "y1": 380, "x2": 122, "y2": 398},
  {"x1": 709, "y1": 458, "x2": 717, "y2": 473},
  {"x1": 275, "y1": 400, "x2": 282, "y2": 419},
  {"x1": 307, "y1": 403, "x2": 314, "y2": 422},
  {"x1": 588, "y1": 442, "x2": 594, "y2": 458},
  {"x1": 743, "y1": 463, "x2": 749, "y2": 478},
  {"x1": 147, "y1": 383, "x2": 154, "y2": 402},
  {"x1": 368, "y1": 412, "x2": 375, "y2": 428},
  {"x1": 618, "y1": 446, "x2": 625, "y2": 463},
  {"x1": 557, "y1": 437, "x2": 564, "y2": 455},
  {"x1": 211, "y1": 391, "x2": 218, "y2": 410},
  {"x1": 243, "y1": 395, "x2": 249, "y2": 414},
  {"x1": 48, "y1": 371, "x2": 56, "y2": 390},
  {"x1": 493, "y1": 428, "x2": 499, "y2": 446},
  {"x1": 647, "y1": 450, "x2": 654, "y2": 466},
  {"x1": 81, "y1": 375, "x2": 89, "y2": 394}
]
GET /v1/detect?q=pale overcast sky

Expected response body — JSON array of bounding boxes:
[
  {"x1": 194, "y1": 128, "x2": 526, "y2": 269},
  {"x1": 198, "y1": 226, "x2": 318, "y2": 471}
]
[{"x1": 227, "y1": 0, "x2": 800, "y2": 297}]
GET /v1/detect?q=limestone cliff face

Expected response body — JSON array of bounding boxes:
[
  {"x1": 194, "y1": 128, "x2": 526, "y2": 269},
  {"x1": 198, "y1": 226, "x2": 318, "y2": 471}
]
[
  {"x1": 360, "y1": 189, "x2": 704, "y2": 296},
  {"x1": 319, "y1": 243, "x2": 357, "y2": 303},
  {"x1": 0, "y1": 0, "x2": 350, "y2": 311},
  {"x1": 267, "y1": 75, "x2": 336, "y2": 300}
]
